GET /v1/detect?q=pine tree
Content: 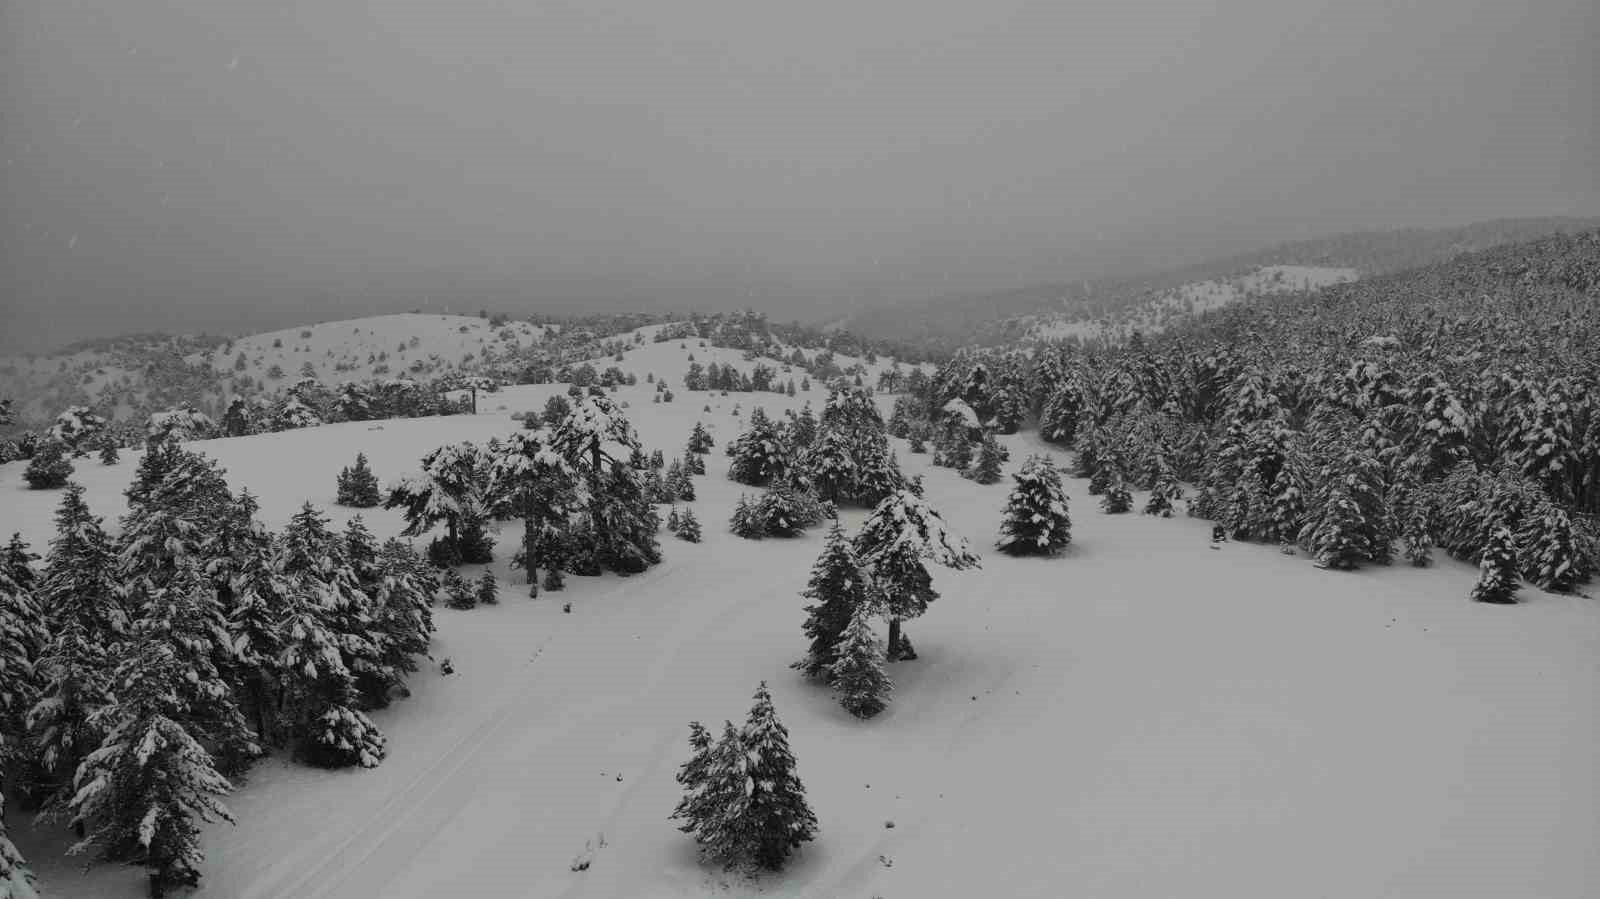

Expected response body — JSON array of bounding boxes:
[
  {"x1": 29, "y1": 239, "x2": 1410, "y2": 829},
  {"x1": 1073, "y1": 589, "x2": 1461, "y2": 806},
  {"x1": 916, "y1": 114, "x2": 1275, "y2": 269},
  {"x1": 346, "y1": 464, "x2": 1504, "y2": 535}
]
[
  {"x1": 665, "y1": 506, "x2": 681, "y2": 532},
  {"x1": 66, "y1": 634, "x2": 236, "y2": 896},
  {"x1": 681, "y1": 721, "x2": 750, "y2": 866},
  {"x1": 0, "y1": 797, "x2": 36, "y2": 899},
  {"x1": 793, "y1": 523, "x2": 873, "y2": 679},
  {"x1": 855, "y1": 491, "x2": 980, "y2": 660},
  {"x1": 828, "y1": 605, "x2": 891, "y2": 718},
  {"x1": 668, "y1": 721, "x2": 716, "y2": 836},
  {"x1": 737, "y1": 683, "x2": 817, "y2": 870},
  {"x1": 684, "y1": 446, "x2": 706, "y2": 476},
  {"x1": 996, "y1": 456, "x2": 1072, "y2": 556},
  {"x1": 730, "y1": 495, "x2": 763, "y2": 540},
  {"x1": 1100, "y1": 473, "x2": 1133, "y2": 514},
  {"x1": 98, "y1": 436, "x2": 120, "y2": 466},
  {"x1": 1517, "y1": 502, "x2": 1585, "y2": 593},
  {"x1": 475, "y1": 570, "x2": 499, "y2": 605},
  {"x1": 443, "y1": 570, "x2": 475, "y2": 609},
  {"x1": 727, "y1": 410, "x2": 790, "y2": 486},
  {"x1": 23, "y1": 440, "x2": 73, "y2": 490},
  {"x1": 386, "y1": 442, "x2": 493, "y2": 565},
  {"x1": 277, "y1": 505, "x2": 387, "y2": 768},
  {"x1": 1471, "y1": 525, "x2": 1520, "y2": 604},
  {"x1": 1, "y1": 557, "x2": 45, "y2": 812},
  {"x1": 336, "y1": 452, "x2": 382, "y2": 507},
  {"x1": 677, "y1": 509, "x2": 703, "y2": 543},
  {"x1": 965, "y1": 434, "x2": 1004, "y2": 485},
  {"x1": 689, "y1": 421, "x2": 714, "y2": 454}
]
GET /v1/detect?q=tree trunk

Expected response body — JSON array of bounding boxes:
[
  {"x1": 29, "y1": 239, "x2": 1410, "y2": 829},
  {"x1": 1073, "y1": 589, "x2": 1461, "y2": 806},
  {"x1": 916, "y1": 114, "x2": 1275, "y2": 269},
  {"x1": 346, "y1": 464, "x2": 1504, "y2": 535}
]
[{"x1": 886, "y1": 617, "x2": 902, "y2": 661}]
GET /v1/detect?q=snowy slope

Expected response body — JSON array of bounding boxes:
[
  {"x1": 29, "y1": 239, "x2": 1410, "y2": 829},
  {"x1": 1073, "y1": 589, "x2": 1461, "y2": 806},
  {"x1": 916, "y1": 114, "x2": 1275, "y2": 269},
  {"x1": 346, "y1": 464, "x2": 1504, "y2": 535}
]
[
  {"x1": 192, "y1": 313, "x2": 551, "y2": 385},
  {"x1": 3, "y1": 339, "x2": 1597, "y2": 898},
  {"x1": 1029, "y1": 265, "x2": 1359, "y2": 342}
]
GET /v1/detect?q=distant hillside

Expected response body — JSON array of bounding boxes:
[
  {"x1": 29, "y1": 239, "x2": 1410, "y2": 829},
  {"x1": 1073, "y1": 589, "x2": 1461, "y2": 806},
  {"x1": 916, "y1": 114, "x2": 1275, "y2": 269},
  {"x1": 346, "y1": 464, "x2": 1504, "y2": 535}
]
[
  {"x1": 843, "y1": 216, "x2": 1600, "y2": 349},
  {"x1": 0, "y1": 313, "x2": 552, "y2": 429}
]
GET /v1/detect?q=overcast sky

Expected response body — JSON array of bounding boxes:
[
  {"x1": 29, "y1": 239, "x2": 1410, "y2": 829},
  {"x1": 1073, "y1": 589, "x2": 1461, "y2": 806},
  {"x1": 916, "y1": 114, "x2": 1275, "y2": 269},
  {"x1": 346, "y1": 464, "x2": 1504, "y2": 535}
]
[{"x1": 2, "y1": 0, "x2": 1595, "y2": 351}]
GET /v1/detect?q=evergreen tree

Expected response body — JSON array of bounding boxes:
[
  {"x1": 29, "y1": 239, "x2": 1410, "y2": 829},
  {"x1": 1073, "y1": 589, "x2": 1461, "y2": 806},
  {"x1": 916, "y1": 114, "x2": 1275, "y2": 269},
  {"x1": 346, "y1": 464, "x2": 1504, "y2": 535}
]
[
  {"x1": 475, "y1": 570, "x2": 499, "y2": 606},
  {"x1": 996, "y1": 456, "x2": 1072, "y2": 556},
  {"x1": 737, "y1": 683, "x2": 818, "y2": 870},
  {"x1": 277, "y1": 505, "x2": 387, "y2": 768},
  {"x1": 66, "y1": 634, "x2": 236, "y2": 897},
  {"x1": 793, "y1": 523, "x2": 873, "y2": 679},
  {"x1": 689, "y1": 421, "x2": 715, "y2": 454},
  {"x1": 965, "y1": 434, "x2": 1004, "y2": 484},
  {"x1": 855, "y1": 491, "x2": 980, "y2": 660},
  {"x1": 680, "y1": 720, "x2": 749, "y2": 865},
  {"x1": 335, "y1": 452, "x2": 382, "y2": 507},
  {"x1": 1, "y1": 558, "x2": 45, "y2": 804},
  {"x1": 443, "y1": 570, "x2": 475, "y2": 609},
  {"x1": 665, "y1": 506, "x2": 681, "y2": 532},
  {"x1": 1471, "y1": 524, "x2": 1520, "y2": 604},
  {"x1": 1144, "y1": 464, "x2": 1180, "y2": 517},
  {"x1": 23, "y1": 440, "x2": 73, "y2": 490},
  {"x1": 828, "y1": 605, "x2": 891, "y2": 719},
  {"x1": 668, "y1": 721, "x2": 716, "y2": 836},
  {"x1": 727, "y1": 409, "x2": 790, "y2": 486},
  {"x1": 386, "y1": 442, "x2": 493, "y2": 565},
  {"x1": 677, "y1": 509, "x2": 703, "y2": 543},
  {"x1": 730, "y1": 495, "x2": 763, "y2": 540},
  {"x1": 1517, "y1": 502, "x2": 1586, "y2": 593},
  {"x1": 684, "y1": 446, "x2": 706, "y2": 476},
  {"x1": 1100, "y1": 475, "x2": 1133, "y2": 514},
  {"x1": 0, "y1": 797, "x2": 36, "y2": 899},
  {"x1": 98, "y1": 436, "x2": 121, "y2": 466}
]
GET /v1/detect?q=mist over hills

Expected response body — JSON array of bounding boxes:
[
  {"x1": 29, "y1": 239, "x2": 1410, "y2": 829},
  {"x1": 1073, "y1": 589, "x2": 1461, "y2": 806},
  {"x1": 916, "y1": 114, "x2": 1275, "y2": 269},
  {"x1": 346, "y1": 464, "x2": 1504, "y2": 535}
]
[{"x1": 841, "y1": 216, "x2": 1600, "y2": 348}]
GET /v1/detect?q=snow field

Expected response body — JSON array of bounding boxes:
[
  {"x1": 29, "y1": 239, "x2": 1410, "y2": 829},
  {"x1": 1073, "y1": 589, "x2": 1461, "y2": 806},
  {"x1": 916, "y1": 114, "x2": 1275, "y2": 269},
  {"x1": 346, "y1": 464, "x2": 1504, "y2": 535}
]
[{"x1": 2, "y1": 332, "x2": 1596, "y2": 898}]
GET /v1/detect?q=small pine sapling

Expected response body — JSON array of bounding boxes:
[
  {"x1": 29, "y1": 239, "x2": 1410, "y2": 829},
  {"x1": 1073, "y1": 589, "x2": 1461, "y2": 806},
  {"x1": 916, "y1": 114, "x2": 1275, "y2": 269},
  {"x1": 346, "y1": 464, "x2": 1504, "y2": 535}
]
[
  {"x1": 475, "y1": 570, "x2": 499, "y2": 605},
  {"x1": 443, "y1": 570, "x2": 476, "y2": 609},
  {"x1": 676, "y1": 509, "x2": 703, "y2": 543},
  {"x1": 828, "y1": 605, "x2": 891, "y2": 718},
  {"x1": 1471, "y1": 525, "x2": 1520, "y2": 604}
]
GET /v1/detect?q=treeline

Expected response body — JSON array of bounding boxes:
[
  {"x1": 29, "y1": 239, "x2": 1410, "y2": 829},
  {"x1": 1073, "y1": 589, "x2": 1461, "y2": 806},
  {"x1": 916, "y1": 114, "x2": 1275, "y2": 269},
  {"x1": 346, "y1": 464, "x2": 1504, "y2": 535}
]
[{"x1": 907, "y1": 230, "x2": 1600, "y2": 599}]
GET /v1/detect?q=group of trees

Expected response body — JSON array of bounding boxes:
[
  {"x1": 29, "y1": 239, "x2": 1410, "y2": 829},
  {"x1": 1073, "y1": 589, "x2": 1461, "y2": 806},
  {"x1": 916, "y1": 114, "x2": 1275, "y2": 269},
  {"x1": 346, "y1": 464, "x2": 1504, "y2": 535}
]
[
  {"x1": 387, "y1": 395, "x2": 664, "y2": 595},
  {"x1": 0, "y1": 440, "x2": 436, "y2": 894},
  {"x1": 793, "y1": 490, "x2": 980, "y2": 718},
  {"x1": 721, "y1": 389, "x2": 912, "y2": 543},
  {"x1": 917, "y1": 229, "x2": 1600, "y2": 602}
]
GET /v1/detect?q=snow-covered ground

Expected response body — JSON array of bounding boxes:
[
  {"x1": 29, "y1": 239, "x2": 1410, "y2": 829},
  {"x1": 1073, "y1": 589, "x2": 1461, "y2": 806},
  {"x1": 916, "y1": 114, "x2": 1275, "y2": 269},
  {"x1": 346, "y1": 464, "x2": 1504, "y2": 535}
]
[
  {"x1": 1029, "y1": 265, "x2": 1360, "y2": 342},
  {"x1": 4, "y1": 335, "x2": 1597, "y2": 898}
]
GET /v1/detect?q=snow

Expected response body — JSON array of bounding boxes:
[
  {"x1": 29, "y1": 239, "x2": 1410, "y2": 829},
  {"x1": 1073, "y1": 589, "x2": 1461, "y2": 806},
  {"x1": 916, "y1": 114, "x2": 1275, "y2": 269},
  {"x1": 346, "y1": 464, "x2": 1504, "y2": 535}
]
[
  {"x1": 1029, "y1": 265, "x2": 1361, "y2": 342},
  {"x1": 3, "y1": 336, "x2": 1599, "y2": 898}
]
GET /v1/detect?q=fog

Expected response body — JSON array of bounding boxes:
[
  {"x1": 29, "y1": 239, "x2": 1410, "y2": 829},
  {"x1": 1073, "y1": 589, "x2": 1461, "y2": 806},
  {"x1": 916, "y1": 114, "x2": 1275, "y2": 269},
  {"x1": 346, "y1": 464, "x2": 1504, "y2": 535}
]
[{"x1": 2, "y1": 0, "x2": 1595, "y2": 351}]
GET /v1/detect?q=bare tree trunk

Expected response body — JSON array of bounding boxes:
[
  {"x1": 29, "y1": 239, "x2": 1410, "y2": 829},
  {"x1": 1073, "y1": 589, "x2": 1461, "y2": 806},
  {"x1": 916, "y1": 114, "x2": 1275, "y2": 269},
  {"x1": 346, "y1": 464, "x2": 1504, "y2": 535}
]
[{"x1": 887, "y1": 617, "x2": 902, "y2": 661}]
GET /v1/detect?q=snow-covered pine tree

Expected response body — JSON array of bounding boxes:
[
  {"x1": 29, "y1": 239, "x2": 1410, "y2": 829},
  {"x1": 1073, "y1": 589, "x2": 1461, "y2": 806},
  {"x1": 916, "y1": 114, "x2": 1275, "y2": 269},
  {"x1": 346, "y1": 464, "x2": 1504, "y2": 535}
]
[
  {"x1": 0, "y1": 557, "x2": 44, "y2": 809},
  {"x1": 854, "y1": 490, "x2": 980, "y2": 659},
  {"x1": 793, "y1": 522, "x2": 873, "y2": 679},
  {"x1": 476, "y1": 571, "x2": 499, "y2": 605},
  {"x1": 36, "y1": 482, "x2": 125, "y2": 644},
  {"x1": 828, "y1": 604, "x2": 890, "y2": 719},
  {"x1": 1100, "y1": 470, "x2": 1133, "y2": 514},
  {"x1": 443, "y1": 569, "x2": 475, "y2": 609},
  {"x1": 1517, "y1": 501, "x2": 1586, "y2": 593},
  {"x1": 668, "y1": 721, "x2": 716, "y2": 837},
  {"x1": 0, "y1": 792, "x2": 36, "y2": 899},
  {"x1": 122, "y1": 558, "x2": 261, "y2": 774},
  {"x1": 730, "y1": 495, "x2": 763, "y2": 540},
  {"x1": 1471, "y1": 524, "x2": 1520, "y2": 604},
  {"x1": 1298, "y1": 439, "x2": 1394, "y2": 570},
  {"x1": 277, "y1": 505, "x2": 387, "y2": 768},
  {"x1": 386, "y1": 441, "x2": 492, "y2": 565},
  {"x1": 689, "y1": 421, "x2": 714, "y2": 454},
  {"x1": 727, "y1": 408, "x2": 790, "y2": 486},
  {"x1": 98, "y1": 436, "x2": 120, "y2": 466},
  {"x1": 224, "y1": 539, "x2": 291, "y2": 746},
  {"x1": 753, "y1": 486, "x2": 825, "y2": 538},
  {"x1": 684, "y1": 446, "x2": 706, "y2": 476},
  {"x1": 367, "y1": 538, "x2": 436, "y2": 701},
  {"x1": 676, "y1": 463, "x2": 697, "y2": 502},
  {"x1": 965, "y1": 434, "x2": 1005, "y2": 485},
  {"x1": 66, "y1": 633, "x2": 236, "y2": 896},
  {"x1": 996, "y1": 455, "x2": 1072, "y2": 556},
  {"x1": 23, "y1": 440, "x2": 73, "y2": 490},
  {"x1": 681, "y1": 720, "x2": 750, "y2": 866},
  {"x1": 335, "y1": 452, "x2": 382, "y2": 507},
  {"x1": 666, "y1": 506, "x2": 681, "y2": 532},
  {"x1": 677, "y1": 509, "x2": 703, "y2": 543},
  {"x1": 800, "y1": 427, "x2": 856, "y2": 504},
  {"x1": 738, "y1": 683, "x2": 818, "y2": 870},
  {"x1": 487, "y1": 430, "x2": 585, "y2": 595}
]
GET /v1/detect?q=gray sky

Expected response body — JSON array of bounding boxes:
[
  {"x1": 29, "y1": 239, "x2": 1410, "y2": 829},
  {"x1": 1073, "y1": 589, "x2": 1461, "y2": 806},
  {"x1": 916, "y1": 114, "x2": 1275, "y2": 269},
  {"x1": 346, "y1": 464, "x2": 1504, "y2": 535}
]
[{"x1": 2, "y1": 0, "x2": 1595, "y2": 351}]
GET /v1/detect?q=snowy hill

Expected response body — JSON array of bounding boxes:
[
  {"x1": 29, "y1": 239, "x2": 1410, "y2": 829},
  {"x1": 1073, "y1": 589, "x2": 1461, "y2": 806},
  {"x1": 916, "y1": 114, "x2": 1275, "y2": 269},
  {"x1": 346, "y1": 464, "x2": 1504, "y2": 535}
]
[
  {"x1": 4, "y1": 331, "x2": 1597, "y2": 898},
  {"x1": 190, "y1": 313, "x2": 552, "y2": 385},
  {"x1": 1027, "y1": 264, "x2": 1359, "y2": 343},
  {"x1": 0, "y1": 314, "x2": 552, "y2": 428}
]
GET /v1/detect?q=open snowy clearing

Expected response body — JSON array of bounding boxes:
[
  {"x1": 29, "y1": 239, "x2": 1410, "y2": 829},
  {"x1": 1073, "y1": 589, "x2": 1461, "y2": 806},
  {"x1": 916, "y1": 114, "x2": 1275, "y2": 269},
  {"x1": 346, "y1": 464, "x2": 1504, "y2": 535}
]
[{"x1": 4, "y1": 347, "x2": 1597, "y2": 898}]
